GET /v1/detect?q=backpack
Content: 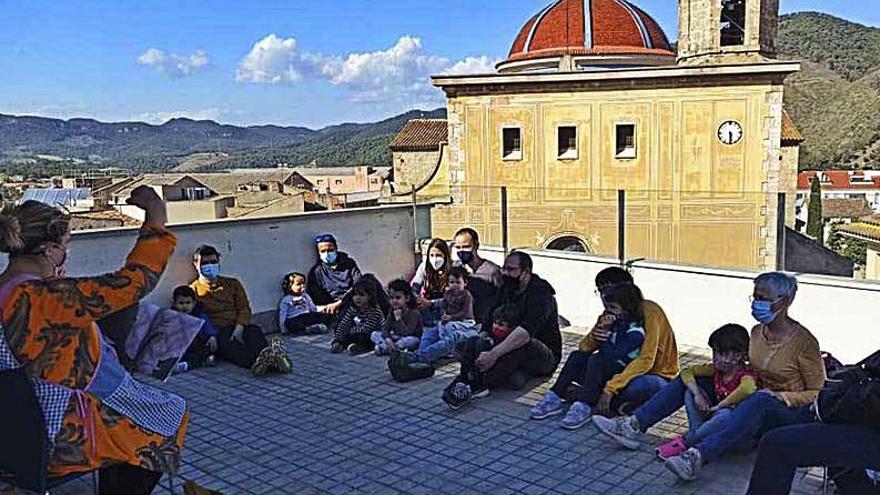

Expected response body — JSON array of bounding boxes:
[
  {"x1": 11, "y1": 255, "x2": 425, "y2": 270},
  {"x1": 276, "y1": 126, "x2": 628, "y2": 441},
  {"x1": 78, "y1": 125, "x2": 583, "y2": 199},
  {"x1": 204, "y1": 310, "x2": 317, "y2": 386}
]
[
  {"x1": 387, "y1": 351, "x2": 435, "y2": 383},
  {"x1": 815, "y1": 350, "x2": 880, "y2": 428}
]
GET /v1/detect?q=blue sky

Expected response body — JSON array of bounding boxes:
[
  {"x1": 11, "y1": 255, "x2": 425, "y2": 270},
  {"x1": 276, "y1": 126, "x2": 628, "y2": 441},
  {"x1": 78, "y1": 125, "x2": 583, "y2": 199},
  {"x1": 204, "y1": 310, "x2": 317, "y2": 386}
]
[{"x1": 0, "y1": 0, "x2": 875, "y2": 128}]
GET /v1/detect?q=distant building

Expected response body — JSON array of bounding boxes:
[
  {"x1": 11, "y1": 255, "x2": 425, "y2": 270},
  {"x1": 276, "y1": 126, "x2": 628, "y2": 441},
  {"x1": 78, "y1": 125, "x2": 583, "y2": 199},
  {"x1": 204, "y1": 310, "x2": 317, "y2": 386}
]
[
  {"x1": 839, "y1": 214, "x2": 880, "y2": 280},
  {"x1": 796, "y1": 170, "x2": 880, "y2": 215},
  {"x1": 110, "y1": 170, "x2": 312, "y2": 223},
  {"x1": 69, "y1": 209, "x2": 141, "y2": 231},
  {"x1": 20, "y1": 187, "x2": 94, "y2": 212},
  {"x1": 295, "y1": 166, "x2": 386, "y2": 195}
]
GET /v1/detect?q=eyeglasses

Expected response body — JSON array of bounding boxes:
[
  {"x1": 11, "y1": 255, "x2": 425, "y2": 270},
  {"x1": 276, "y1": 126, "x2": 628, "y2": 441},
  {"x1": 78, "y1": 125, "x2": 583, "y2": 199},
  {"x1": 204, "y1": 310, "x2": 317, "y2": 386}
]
[{"x1": 749, "y1": 295, "x2": 783, "y2": 303}]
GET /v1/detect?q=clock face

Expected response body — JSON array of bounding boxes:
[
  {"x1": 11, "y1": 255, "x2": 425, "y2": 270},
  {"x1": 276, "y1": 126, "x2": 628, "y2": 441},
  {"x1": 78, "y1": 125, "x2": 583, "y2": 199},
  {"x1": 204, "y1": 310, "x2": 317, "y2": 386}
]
[{"x1": 718, "y1": 120, "x2": 743, "y2": 145}]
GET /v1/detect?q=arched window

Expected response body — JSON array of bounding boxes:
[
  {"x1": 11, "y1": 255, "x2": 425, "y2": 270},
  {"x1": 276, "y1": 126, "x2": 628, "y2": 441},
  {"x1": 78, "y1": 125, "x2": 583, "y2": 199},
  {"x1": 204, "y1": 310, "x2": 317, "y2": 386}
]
[
  {"x1": 546, "y1": 236, "x2": 588, "y2": 253},
  {"x1": 721, "y1": 0, "x2": 746, "y2": 46}
]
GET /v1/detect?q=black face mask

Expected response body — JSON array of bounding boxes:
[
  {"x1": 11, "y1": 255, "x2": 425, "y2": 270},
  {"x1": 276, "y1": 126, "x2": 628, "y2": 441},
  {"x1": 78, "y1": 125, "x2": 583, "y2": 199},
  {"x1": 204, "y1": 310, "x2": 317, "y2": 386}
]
[{"x1": 502, "y1": 274, "x2": 520, "y2": 292}]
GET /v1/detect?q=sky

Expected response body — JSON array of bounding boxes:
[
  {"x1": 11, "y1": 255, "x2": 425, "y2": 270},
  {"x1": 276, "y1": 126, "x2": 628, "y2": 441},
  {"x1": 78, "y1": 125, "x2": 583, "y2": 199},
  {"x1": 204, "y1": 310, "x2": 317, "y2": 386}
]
[{"x1": 0, "y1": 0, "x2": 876, "y2": 129}]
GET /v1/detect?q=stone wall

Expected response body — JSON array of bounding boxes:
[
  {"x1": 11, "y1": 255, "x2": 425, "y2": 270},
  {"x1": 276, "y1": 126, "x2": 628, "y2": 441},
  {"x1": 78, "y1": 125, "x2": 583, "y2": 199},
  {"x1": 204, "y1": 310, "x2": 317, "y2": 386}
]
[{"x1": 392, "y1": 150, "x2": 440, "y2": 193}]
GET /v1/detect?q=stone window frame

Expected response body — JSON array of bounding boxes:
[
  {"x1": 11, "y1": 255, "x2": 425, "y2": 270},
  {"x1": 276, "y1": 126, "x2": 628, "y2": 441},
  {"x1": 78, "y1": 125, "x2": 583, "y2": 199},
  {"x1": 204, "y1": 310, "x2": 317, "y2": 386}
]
[
  {"x1": 556, "y1": 124, "x2": 579, "y2": 161},
  {"x1": 614, "y1": 122, "x2": 638, "y2": 160},
  {"x1": 501, "y1": 126, "x2": 523, "y2": 162}
]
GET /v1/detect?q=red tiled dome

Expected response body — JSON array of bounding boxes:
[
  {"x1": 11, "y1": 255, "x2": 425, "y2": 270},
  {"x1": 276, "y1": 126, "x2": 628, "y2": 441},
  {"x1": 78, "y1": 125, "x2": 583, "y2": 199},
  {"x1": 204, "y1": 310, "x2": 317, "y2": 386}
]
[{"x1": 498, "y1": 0, "x2": 675, "y2": 72}]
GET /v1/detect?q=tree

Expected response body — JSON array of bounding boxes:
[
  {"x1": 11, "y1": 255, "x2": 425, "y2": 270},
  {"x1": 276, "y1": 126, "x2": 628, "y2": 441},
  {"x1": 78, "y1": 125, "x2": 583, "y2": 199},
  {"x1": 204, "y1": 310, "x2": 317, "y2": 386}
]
[
  {"x1": 806, "y1": 177, "x2": 824, "y2": 245},
  {"x1": 829, "y1": 222, "x2": 868, "y2": 266}
]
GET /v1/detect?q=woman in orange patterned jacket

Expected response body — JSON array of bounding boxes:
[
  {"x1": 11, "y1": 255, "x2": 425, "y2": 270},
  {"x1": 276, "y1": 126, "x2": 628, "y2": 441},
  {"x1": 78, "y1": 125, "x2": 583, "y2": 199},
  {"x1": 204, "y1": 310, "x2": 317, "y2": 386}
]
[{"x1": 0, "y1": 186, "x2": 188, "y2": 495}]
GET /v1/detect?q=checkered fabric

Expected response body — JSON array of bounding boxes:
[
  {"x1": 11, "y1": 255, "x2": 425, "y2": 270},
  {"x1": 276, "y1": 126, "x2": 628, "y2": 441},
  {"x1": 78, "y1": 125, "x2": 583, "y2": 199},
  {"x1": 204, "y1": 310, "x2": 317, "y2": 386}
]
[
  {"x1": 30, "y1": 378, "x2": 71, "y2": 444},
  {"x1": 0, "y1": 333, "x2": 18, "y2": 370},
  {"x1": 103, "y1": 373, "x2": 186, "y2": 438}
]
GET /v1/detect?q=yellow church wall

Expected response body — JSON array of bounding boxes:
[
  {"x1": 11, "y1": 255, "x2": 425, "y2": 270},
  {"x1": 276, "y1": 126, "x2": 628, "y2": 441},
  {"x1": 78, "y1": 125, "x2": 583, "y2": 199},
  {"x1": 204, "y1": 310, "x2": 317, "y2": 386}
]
[{"x1": 431, "y1": 81, "x2": 789, "y2": 271}]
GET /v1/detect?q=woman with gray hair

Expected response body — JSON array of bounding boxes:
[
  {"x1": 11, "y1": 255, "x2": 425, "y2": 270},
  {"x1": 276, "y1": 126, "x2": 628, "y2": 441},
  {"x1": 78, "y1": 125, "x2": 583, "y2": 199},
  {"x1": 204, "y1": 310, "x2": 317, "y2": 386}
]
[{"x1": 595, "y1": 272, "x2": 826, "y2": 483}]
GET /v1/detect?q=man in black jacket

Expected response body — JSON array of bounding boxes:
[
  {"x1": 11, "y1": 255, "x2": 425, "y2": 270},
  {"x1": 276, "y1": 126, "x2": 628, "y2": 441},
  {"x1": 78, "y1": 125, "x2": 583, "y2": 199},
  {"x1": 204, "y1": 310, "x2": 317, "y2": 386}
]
[{"x1": 443, "y1": 251, "x2": 562, "y2": 410}]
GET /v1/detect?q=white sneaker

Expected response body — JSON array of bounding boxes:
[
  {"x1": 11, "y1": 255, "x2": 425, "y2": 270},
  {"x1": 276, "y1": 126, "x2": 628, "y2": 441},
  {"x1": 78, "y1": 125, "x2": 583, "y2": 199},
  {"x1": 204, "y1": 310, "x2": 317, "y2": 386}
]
[
  {"x1": 664, "y1": 447, "x2": 703, "y2": 482},
  {"x1": 592, "y1": 415, "x2": 642, "y2": 450}
]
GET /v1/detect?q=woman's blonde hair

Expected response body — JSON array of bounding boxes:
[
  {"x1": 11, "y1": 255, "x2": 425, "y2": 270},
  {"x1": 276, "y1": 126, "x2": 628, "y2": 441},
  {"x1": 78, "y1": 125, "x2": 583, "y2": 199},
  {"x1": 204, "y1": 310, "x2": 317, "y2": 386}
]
[{"x1": 0, "y1": 200, "x2": 71, "y2": 256}]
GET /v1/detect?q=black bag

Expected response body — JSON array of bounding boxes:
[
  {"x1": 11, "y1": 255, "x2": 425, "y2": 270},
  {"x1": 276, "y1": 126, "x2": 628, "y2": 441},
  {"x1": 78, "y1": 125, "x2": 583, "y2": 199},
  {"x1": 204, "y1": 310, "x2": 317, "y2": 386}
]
[
  {"x1": 816, "y1": 350, "x2": 880, "y2": 428},
  {"x1": 388, "y1": 351, "x2": 435, "y2": 383}
]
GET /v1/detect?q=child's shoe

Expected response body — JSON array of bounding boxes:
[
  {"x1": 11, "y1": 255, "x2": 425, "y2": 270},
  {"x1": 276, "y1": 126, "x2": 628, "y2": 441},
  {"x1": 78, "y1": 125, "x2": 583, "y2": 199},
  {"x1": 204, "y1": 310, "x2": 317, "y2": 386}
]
[
  {"x1": 205, "y1": 355, "x2": 217, "y2": 367},
  {"x1": 593, "y1": 415, "x2": 642, "y2": 450},
  {"x1": 656, "y1": 436, "x2": 687, "y2": 460},
  {"x1": 664, "y1": 447, "x2": 703, "y2": 482},
  {"x1": 374, "y1": 345, "x2": 390, "y2": 356},
  {"x1": 560, "y1": 401, "x2": 592, "y2": 430},
  {"x1": 530, "y1": 391, "x2": 564, "y2": 420},
  {"x1": 173, "y1": 361, "x2": 190, "y2": 374},
  {"x1": 330, "y1": 341, "x2": 345, "y2": 354}
]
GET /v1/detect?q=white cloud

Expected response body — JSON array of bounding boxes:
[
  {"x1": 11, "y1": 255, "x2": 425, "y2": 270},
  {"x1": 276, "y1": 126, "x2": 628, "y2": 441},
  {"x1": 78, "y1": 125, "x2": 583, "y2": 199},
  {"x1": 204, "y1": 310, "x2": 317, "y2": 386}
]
[
  {"x1": 236, "y1": 34, "x2": 498, "y2": 106},
  {"x1": 137, "y1": 107, "x2": 229, "y2": 124},
  {"x1": 235, "y1": 34, "x2": 311, "y2": 84},
  {"x1": 445, "y1": 56, "x2": 498, "y2": 75},
  {"x1": 137, "y1": 48, "x2": 209, "y2": 77}
]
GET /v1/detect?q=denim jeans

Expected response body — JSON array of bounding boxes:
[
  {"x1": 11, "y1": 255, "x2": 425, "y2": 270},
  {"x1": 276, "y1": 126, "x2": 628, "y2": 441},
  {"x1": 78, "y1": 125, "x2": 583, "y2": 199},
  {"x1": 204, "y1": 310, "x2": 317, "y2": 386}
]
[
  {"x1": 747, "y1": 422, "x2": 880, "y2": 495},
  {"x1": 616, "y1": 374, "x2": 670, "y2": 409},
  {"x1": 550, "y1": 350, "x2": 625, "y2": 405},
  {"x1": 683, "y1": 391, "x2": 735, "y2": 446},
  {"x1": 694, "y1": 391, "x2": 813, "y2": 462},
  {"x1": 415, "y1": 322, "x2": 478, "y2": 363},
  {"x1": 370, "y1": 331, "x2": 420, "y2": 352}
]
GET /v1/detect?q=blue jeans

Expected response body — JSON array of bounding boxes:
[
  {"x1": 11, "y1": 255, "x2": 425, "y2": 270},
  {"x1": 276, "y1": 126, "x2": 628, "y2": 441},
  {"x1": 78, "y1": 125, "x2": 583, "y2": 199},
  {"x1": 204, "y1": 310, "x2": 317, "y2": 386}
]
[
  {"x1": 616, "y1": 374, "x2": 669, "y2": 409},
  {"x1": 747, "y1": 423, "x2": 880, "y2": 495},
  {"x1": 695, "y1": 392, "x2": 813, "y2": 462},
  {"x1": 683, "y1": 391, "x2": 735, "y2": 446},
  {"x1": 415, "y1": 322, "x2": 478, "y2": 363}
]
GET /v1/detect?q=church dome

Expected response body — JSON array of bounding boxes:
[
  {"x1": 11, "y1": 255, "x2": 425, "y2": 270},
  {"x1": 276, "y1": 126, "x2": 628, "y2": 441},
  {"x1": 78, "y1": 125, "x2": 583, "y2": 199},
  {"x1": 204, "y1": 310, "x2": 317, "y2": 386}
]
[{"x1": 497, "y1": 0, "x2": 676, "y2": 73}]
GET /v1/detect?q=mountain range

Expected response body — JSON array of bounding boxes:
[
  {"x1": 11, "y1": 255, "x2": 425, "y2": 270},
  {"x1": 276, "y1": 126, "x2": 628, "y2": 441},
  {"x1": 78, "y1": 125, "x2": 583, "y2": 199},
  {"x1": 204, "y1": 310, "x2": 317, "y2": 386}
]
[{"x1": 1, "y1": 11, "x2": 878, "y2": 175}]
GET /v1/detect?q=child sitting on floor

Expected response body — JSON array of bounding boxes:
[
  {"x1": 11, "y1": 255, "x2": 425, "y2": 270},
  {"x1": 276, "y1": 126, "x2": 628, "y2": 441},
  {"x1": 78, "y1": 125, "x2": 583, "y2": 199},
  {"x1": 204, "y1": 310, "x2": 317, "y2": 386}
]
[
  {"x1": 172, "y1": 285, "x2": 218, "y2": 372},
  {"x1": 530, "y1": 282, "x2": 646, "y2": 429},
  {"x1": 371, "y1": 279, "x2": 423, "y2": 356},
  {"x1": 279, "y1": 272, "x2": 329, "y2": 335},
  {"x1": 654, "y1": 324, "x2": 757, "y2": 459},
  {"x1": 330, "y1": 277, "x2": 386, "y2": 355}
]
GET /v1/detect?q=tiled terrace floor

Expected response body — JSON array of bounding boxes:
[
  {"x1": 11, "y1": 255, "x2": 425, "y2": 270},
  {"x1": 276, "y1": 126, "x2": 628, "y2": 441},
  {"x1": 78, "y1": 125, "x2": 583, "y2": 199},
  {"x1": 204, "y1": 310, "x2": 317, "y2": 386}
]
[{"x1": 55, "y1": 331, "x2": 824, "y2": 495}]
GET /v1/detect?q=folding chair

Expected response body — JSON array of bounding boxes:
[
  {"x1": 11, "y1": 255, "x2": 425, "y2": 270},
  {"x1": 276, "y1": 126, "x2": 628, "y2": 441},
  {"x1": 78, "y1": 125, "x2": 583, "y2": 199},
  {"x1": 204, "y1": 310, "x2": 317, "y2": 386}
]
[{"x1": 0, "y1": 367, "x2": 97, "y2": 494}]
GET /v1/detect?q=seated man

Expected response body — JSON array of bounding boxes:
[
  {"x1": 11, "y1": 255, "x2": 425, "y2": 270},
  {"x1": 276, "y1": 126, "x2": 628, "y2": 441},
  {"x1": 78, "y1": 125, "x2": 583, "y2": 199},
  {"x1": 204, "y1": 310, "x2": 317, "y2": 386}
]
[
  {"x1": 452, "y1": 227, "x2": 502, "y2": 323},
  {"x1": 442, "y1": 251, "x2": 562, "y2": 410},
  {"x1": 190, "y1": 245, "x2": 291, "y2": 376},
  {"x1": 307, "y1": 233, "x2": 363, "y2": 315}
]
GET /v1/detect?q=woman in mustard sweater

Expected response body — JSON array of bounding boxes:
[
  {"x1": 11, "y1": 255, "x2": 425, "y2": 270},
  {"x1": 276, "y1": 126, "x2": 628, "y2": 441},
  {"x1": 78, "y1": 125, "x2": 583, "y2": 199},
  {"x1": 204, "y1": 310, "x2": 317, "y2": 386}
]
[{"x1": 595, "y1": 272, "x2": 825, "y2": 483}]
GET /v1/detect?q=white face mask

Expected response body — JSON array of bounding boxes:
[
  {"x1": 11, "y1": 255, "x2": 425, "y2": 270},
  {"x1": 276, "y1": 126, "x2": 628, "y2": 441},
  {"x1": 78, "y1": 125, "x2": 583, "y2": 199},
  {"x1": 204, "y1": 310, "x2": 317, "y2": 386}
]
[{"x1": 429, "y1": 255, "x2": 445, "y2": 270}]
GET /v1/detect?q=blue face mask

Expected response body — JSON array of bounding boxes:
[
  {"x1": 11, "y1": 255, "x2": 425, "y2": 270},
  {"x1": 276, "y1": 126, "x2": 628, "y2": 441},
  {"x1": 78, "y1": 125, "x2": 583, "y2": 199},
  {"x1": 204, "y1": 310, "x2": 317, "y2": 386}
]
[
  {"x1": 751, "y1": 300, "x2": 780, "y2": 325},
  {"x1": 200, "y1": 263, "x2": 220, "y2": 279},
  {"x1": 457, "y1": 250, "x2": 474, "y2": 265},
  {"x1": 320, "y1": 251, "x2": 338, "y2": 265}
]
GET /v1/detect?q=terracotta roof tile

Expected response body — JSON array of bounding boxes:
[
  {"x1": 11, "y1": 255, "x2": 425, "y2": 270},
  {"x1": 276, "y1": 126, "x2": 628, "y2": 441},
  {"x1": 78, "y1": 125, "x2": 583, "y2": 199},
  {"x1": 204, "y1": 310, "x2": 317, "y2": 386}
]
[
  {"x1": 819, "y1": 198, "x2": 873, "y2": 219},
  {"x1": 389, "y1": 119, "x2": 448, "y2": 152},
  {"x1": 839, "y1": 221, "x2": 880, "y2": 243},
  {"x1": 502, "y1": 0, "x2": 674, "y2": 67},
  {"x1": 781, "y1": 109, "x2": 803, "y2": 146},
  {"x1": 797, "y1": 171, "x2": 880, "y2": 190}
]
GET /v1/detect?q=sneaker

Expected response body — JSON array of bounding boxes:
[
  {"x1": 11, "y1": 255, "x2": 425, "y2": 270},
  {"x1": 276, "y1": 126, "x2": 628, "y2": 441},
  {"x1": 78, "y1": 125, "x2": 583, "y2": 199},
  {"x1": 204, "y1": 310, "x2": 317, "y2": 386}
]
[
  {"x1": 592, "y1": 415, "x2": 642, "y2": 450},
  {"x1": 307, "y1": 323, "x2": 329, "y2": 334},
  {"x1": 173, "y1": 361, "x2": 190, "y2": 374},
  {"x1": 530, "y1": 391, "x2": 564, "y2": 420},
  {"x1": 664, "y1": 447, "x2": 702, "y2": 482},
  {"x1": 442, "y1": 381, "x2": 473, "y2": 411},
  {"x1": 560, "y1": 401, "x2": 593, "y2": 430},
  {"x1": 374, "y1": 345, "x2": 389, "y2": 356},
  {"x1": 656, "y1": 436, "x2": 688, "y2": 460},
  {"x1": 471, "y1": 383, "x2": 490, "y2": 399},
  {"x1": 205, "y1": 355, "x2": 217, "y2": 367},
  {"x1": 330, "y1": 341, "x2": 345, "y2": 354},
  {"x1": 251, "y1": 347, "x2": 274, "y2": 377}
]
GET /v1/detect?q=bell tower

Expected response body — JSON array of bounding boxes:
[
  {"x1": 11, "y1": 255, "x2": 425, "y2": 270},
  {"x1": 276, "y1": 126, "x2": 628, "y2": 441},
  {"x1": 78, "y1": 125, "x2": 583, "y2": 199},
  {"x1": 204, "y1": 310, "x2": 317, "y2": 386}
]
[{"x1": 677, "y1": 0, "x2": 780, "y2": 65}]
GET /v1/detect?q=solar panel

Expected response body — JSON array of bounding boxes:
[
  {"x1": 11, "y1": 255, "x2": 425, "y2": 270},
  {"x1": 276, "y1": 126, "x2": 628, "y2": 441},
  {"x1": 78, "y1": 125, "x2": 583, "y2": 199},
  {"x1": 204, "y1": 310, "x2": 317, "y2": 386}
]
[{"x1": 20, "y1": 188, "x2": 92, "y2": 207}]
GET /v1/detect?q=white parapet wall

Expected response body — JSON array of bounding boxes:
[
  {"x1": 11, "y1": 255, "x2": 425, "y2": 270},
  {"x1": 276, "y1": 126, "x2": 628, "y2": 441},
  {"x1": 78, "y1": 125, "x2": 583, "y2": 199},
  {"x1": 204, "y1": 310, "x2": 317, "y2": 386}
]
[
  {"x1": 480, "y1": 247, "x2": 880, "y2": 363},
  {"x1": 1, "y1": 205, "x2": 431, "y2": 323}
]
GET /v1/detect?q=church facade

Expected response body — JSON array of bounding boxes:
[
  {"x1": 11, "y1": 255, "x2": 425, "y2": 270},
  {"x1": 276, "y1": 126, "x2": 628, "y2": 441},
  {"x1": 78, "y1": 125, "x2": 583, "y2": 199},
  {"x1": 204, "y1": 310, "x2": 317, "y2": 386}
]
[{"x1": 396, "y1": 0, "x2": 802, "y2": 271}]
